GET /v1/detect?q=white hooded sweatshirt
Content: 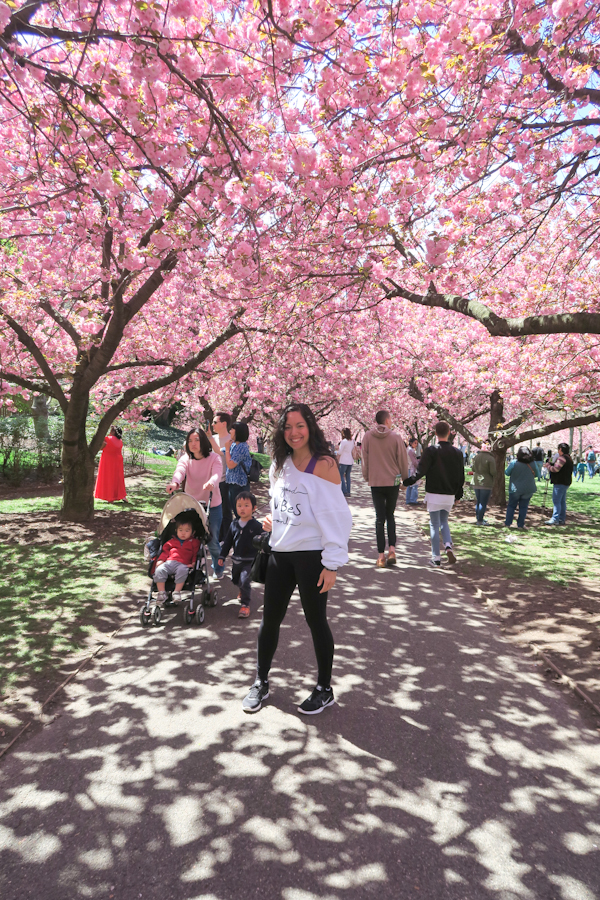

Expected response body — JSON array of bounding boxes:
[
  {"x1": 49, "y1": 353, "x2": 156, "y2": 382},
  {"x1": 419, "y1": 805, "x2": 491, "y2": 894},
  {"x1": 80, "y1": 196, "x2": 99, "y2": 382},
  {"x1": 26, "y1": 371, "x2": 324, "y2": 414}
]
[{"x1": 269, "y1": 458, "x2": 353, "y2": 570}]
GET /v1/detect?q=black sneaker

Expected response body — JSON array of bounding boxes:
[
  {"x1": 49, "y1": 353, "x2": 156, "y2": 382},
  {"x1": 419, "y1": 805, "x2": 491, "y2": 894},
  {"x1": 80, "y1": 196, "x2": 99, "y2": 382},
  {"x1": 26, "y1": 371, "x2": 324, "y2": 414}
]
[
  {"x1": 298, "y1": 685, "x2": 335, "y2": 715},
  {"x1": 242, "y1": 679, "x2": 269, "y2": 714}
]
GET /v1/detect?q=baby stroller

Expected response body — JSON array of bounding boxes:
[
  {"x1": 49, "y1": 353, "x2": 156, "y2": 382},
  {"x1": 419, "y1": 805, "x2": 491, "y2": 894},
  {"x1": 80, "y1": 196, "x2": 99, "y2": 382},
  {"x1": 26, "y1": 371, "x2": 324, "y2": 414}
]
[{"x1": 139, "y1": 492, "x2": 220, "y2": 627}]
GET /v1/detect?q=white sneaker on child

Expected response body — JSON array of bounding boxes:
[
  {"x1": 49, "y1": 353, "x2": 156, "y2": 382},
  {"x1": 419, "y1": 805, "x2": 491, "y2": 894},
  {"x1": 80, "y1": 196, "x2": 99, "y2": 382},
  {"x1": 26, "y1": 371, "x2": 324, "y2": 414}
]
[
  {"x1": 172, "y1": 591, "x2": 182, "y2": 603},
  {"x1": 156, "y1": 591, "x2": 168, "y2": 605}
]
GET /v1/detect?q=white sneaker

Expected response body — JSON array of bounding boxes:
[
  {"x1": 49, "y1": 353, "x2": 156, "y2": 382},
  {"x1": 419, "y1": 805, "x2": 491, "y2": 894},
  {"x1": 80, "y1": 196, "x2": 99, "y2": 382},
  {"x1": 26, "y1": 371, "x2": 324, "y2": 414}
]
[
  {"x1": 155, "y1": 590, "x2": 168, "y2": 605},
  {"x1": 172, "y1": 591, "x2": 182, "y2": 603}
]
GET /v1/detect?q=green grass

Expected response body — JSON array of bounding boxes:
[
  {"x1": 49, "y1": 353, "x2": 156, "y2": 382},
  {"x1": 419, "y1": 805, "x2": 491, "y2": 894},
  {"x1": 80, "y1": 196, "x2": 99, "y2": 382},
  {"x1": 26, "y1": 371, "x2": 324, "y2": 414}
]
[
  {"x1": 2, "y1": 536, "x2": 144, "y2": 696},
  {"x1": 0, "y1": 469, "x2": 172, "y2": 697},
  {"x1": 453, "y1": 475, "x2": 600, "y2": 586}
]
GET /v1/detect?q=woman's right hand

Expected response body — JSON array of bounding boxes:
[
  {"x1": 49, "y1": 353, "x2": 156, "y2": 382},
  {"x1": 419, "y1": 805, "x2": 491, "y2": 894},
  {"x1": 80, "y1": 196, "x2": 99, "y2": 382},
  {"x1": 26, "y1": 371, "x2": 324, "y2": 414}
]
[
  {"x1": 166, "y1": 483, "x2": 178, "y2": 494},
  {"x1": 262, "y1": 513, "x2": 273, "y2": 533}
]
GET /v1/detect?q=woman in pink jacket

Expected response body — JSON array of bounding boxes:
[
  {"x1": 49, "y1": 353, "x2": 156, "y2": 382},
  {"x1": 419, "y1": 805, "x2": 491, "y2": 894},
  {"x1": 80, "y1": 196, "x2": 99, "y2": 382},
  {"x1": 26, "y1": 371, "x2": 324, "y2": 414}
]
[{"x1": 167, "y1": 428, "x2": 224, "y2": 578}]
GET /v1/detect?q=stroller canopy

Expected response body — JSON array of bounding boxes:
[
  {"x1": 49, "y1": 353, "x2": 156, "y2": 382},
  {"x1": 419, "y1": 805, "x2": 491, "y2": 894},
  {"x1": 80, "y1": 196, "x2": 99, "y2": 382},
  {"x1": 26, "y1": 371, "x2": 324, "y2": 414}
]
[{"x1": 160, "y1": 492, "x2": 208, "y2": 534}]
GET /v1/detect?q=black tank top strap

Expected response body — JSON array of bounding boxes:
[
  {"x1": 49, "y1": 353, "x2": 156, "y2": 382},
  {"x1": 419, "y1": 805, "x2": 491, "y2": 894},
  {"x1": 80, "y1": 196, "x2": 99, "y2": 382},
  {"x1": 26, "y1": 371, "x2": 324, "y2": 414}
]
[{"x1": 304, "y1": 455, "x2": 319, "y2": 475}]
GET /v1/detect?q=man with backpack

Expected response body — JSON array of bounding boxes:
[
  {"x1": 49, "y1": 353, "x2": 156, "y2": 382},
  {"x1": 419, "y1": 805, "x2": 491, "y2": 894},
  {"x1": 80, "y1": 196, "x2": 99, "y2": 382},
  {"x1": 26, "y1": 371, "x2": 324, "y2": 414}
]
[
  {"x1": 586, "y1": 446, "x2": 597, "y2": 479},
  {"x1": 531, "y1": 442, "x2": 545, "y2": 480}
]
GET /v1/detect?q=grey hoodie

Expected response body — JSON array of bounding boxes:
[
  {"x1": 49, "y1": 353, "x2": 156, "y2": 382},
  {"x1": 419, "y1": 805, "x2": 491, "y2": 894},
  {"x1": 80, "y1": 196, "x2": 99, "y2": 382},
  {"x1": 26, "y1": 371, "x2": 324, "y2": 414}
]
[{"x1": 361, "y1": 425, "x2": 409, "y2": 487}]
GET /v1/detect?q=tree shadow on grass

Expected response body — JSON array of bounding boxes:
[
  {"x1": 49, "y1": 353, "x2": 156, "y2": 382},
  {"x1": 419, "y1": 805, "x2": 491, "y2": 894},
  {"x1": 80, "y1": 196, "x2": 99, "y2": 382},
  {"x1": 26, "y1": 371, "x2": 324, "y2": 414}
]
[{"x1": 1, "y1": 484, "x2": 599, "y2": 900}]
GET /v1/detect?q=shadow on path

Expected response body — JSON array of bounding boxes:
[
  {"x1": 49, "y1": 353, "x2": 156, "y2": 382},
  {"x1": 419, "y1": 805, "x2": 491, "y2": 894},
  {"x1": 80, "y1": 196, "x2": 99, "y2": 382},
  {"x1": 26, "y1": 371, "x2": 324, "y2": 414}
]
[{"x1": 1, "y1": 475, "x2": 599, "y2": 900}]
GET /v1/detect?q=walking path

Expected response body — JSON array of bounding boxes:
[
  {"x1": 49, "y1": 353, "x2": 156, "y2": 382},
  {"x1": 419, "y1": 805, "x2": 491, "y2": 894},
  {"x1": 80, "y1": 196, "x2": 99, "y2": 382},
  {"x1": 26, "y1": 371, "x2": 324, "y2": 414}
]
[{"x1": 1, "y1": 475, "x2": 599, "y2": 900}]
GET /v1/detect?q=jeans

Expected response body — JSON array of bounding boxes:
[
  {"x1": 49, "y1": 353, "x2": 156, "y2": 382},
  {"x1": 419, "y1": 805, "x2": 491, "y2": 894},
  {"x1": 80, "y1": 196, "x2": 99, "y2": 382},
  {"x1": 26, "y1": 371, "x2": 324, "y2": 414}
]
[
  {"x1": 339, "y1": 463, "x2": 352, "y2": 496},
  {"x1": 208, "y1": 504, "x2": 224, "y2": 575},
  {"x1": 549, "y1": 484, "x2": 568, "y2": 524},
  {"x1": 576, "y1": 470, "x2": 585, "y2": 482},
  {"x1": 474, "y1": 488, "x2": 491, "y2": 522},
  {"x1": 505, "y1": 493, "x2": 531, "y2": 528},
  {"x1": 429, "y1": 509, "x2": 452, "y2": 560},
  {"x1": 219, "y1": 481, "x2": 232, "y2": 540},
  {"x1": 534, "y1": 461, "x2": 543, "y2": 480},
  {"x1": 371, "y1": 486, "x2": 400, "y2": 553},
  {"x1": 588, "y1": 463, "x2": 595, "y2": 478},
  {"x1": 405, "y1": 483, "x2": 419, "y2": 504},
  {"x1": 258, "y1": 550, "x2": 333, "y2": 686},
  {"x1": 228, "y1": 481, "x2": 248, "y2": 517}
]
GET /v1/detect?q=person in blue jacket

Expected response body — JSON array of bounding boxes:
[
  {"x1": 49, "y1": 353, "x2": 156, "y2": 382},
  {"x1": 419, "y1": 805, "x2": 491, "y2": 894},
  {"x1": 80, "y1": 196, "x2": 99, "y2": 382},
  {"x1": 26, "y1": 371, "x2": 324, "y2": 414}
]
[{"x1": 505, "y1": 447, "x2": 537, "y2": 529}]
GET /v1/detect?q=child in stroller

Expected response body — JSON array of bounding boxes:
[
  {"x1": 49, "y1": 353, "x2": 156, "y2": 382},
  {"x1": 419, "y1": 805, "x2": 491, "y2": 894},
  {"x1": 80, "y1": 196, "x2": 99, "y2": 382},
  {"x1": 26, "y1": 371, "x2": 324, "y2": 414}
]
[
  {"x1": 140, "y1": 493, "x2": 220, "y2": 627},
  {"x1": 154, "y1": 515, "x2": 199, "y2": 605}
]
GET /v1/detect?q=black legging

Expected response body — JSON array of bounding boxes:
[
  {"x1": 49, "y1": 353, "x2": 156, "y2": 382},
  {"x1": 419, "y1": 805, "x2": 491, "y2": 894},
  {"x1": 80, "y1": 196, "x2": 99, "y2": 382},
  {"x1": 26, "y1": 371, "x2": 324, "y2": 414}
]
[
  {"x1": 371, "y1": 485, "x2": 400, "y2": 553},
  {"x1": 257, "y1": 550, "x2": 334, "y2": 687}
]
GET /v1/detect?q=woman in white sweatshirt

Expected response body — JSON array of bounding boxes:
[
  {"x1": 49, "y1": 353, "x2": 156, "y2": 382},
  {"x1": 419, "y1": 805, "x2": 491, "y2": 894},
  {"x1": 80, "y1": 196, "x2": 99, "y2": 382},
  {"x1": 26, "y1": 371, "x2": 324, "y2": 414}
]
[{"x1": 242, "y1": 403, "x2": 353, "y2": 716}]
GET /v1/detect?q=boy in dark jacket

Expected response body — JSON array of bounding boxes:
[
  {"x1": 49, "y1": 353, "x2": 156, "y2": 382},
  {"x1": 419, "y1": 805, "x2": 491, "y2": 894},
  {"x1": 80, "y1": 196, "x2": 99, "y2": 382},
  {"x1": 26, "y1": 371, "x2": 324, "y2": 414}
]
[{"x1": 219, "y1": 491, "x2": 263, "y2": 618}]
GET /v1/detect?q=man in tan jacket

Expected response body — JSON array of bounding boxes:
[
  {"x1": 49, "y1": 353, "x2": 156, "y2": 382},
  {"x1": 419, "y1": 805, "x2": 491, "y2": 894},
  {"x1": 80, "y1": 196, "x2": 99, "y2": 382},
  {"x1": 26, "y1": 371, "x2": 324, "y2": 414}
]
[{"x1": 362, "y1": 410, "x2": 409, "y2": 568}]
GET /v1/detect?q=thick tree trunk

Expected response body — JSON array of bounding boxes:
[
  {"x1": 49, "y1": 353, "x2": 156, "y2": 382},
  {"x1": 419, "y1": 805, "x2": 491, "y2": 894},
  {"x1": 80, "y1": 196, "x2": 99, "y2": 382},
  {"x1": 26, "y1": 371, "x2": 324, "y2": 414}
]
[
  {"x1": 490, "y1": 447, "x2": 507, "y2": 507},
  {"x1": 489, "y1": 389, "x2": 506, "y2": 507},
  {"x1": 61, "y1": 394, "x2": 95, "y2": 522}
]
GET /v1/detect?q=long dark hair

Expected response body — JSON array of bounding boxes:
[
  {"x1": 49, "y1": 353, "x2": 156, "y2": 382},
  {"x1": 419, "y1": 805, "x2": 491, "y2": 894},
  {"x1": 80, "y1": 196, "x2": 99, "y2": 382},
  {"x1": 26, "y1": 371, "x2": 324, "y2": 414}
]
[
  {"x1": 185, "y1": 427, "x2": 211, "y2": 459},
  {"x1": 342, "y1": 428, "x2": 352, "y2": 441},
  {"x1": 272, "y1": 403, "x2": 336, "y2": 474},
  {"x1": 232, "y1": 422, "x2": 249, "y2": 443}
]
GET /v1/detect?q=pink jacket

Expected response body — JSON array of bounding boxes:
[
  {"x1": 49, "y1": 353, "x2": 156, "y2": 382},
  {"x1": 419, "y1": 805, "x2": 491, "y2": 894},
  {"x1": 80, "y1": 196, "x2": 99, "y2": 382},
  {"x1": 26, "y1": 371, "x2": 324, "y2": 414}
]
[{"x1": 172, "y1": 452, "x2": 223, "y2": 505}]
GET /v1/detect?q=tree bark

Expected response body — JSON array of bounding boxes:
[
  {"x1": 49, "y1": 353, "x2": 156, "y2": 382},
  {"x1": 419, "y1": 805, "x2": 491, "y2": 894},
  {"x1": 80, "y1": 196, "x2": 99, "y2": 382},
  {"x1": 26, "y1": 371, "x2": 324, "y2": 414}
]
[
  {"x1": 490, "y1": 447, "x2": 507, "y2": 507},
  {"x1": 61, "y1": 392, "x2": 95, "y2": 522}
]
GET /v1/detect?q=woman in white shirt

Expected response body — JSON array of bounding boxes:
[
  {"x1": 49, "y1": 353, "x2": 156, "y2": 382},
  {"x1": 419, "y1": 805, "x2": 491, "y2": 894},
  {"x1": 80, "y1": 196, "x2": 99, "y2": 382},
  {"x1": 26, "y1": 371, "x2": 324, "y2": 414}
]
[
  {"x1": 242, "y1": 403, "x2": 352, "y2": 716},
  {"x1": 337, "y1": 428, "x2": 355, "y2": 498}
]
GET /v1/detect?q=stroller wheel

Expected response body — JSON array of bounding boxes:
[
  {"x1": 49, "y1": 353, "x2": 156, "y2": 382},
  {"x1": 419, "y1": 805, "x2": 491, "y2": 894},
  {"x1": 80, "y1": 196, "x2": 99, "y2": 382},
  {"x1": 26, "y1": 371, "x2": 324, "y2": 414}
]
[
  {"x1": 195, "y1": 605, "x2": 205, "y2": 625},
  {"x1": 153, "y1": 605, "x2": 162, "y2": 625},
  {"x1": 201, "y1": 588, "x2": 211, "y2": 607},
  {"x1": 209, "y1": 587, "x2": 219, "y2": 608},
  {"x1": 139, "y1": 607, "x2": 152, "y2": 627},
  {"x1": 183, "y1": 604, "x2": 193, "y2": 625}
]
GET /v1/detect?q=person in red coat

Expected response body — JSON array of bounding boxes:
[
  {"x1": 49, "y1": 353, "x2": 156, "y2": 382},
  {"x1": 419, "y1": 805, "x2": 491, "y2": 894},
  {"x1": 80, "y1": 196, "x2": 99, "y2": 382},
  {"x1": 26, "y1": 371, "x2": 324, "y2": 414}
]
[
  {"x1": 95, "y1": 426, "x2": 126, "y2": 502},
  {"x1": 154, "y1": 519, "x2": 201, "y2": 604}
]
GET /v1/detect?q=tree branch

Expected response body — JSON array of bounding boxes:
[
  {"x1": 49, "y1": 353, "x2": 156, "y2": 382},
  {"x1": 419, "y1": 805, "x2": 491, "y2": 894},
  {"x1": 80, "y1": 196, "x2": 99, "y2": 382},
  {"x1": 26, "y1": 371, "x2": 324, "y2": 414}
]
[
  {"x1": 88, "y1": 312, "x2": 244, "y2": 455},
  {"x1": 0, "y1": 308, "x2": 68, "y2": 410},
  {"x1": 384, "y1": 281, "x2": 600, "y2": 336},
  {"x1": 39, "y1": 299, "x2": 81, "y2": 348}
]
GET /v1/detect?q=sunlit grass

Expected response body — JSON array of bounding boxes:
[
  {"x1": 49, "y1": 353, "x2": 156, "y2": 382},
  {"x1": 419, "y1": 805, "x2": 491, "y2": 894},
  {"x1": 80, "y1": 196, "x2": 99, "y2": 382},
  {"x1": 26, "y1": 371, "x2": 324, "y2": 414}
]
[{"x1": 453, "y1": 474, "x2": 600, "y2": 585}]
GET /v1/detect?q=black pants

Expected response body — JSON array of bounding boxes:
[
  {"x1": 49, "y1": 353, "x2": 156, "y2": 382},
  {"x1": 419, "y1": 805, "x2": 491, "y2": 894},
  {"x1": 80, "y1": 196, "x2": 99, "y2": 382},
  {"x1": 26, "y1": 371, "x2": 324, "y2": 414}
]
[
  {"x1": 371, "y1": 485, "x2": 400, "y2": 553},
  {"x1": 257, "y1": 550, "x2": 333, "y2": 687},
  {"x1": 219, "y1": 481, "x2": 232, "y2": 540}
]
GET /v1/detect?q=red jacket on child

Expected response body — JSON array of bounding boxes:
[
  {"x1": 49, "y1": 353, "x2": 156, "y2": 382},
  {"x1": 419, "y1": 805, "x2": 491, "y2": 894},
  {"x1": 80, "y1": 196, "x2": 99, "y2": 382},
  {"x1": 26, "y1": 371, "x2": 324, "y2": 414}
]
[{"x1": 157, "y1": 537, "x2": 200, "y2": 567}]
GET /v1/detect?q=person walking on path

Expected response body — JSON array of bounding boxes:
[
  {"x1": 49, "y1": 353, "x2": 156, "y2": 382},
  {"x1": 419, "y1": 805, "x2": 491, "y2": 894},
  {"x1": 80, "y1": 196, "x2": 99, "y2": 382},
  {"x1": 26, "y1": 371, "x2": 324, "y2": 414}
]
[
  {"x1": 575, "y1": 457, "x2": 586, "y2": 482},
  {"x1": 361, "y1": 410, "x2": 409, "y2": 568},
  {"x1": 472, "y1": 445, "x2": 496, "y2": 525},
  {"x1": 224, "y1": 422, "x2": 252, "y2": 516},
  {"x1": 337, "y1": 428, "x2": 355, "y2": 498},
  {"x1": 505, "y1": 447, "x2": 537, "y2": 529},
  {"x1": 403, "y1": 421, "x2": 464, "y2": 567},
  {"x1": 586, "y1": 446, "x2": 597, "y2": 479},
  {"x1": 405, "y1": 438, "x2": 420, "y2": 506},
  {"x1": 242, "y1": 403, "x2": 352, "y2": 716},
  {"x1": 218, "y1": 491, "x2": 263, "y2": 619},
  {"x1": 167, "y1": 427, "x2": 224, "y2": 578},
  {"x1": 94, "y1": 425, "x2": 127, "y2": 502},
  {"x1": 531, "y1": 442, "x2": 545, "y2": 480},
  {"x1": 545, "y1": 443, "x2": 574, "y2": 525},
  {"x1": 208, "y1": 412, "x2": 233, "y2": 540}
]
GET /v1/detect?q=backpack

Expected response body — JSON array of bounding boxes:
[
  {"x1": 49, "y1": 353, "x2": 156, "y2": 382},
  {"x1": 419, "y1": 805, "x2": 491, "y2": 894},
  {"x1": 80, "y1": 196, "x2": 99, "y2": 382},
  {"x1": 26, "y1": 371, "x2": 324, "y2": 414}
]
[{"x1": 242, "y1": 456, "x2": 263, "y2": 483}]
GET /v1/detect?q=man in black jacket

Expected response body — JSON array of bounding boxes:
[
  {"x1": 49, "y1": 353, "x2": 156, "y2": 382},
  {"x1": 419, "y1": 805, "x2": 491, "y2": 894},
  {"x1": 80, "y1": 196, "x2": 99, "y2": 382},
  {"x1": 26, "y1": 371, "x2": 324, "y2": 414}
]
[{"x1": 403, "y1": 421, "x2": 465, "y2": 566}]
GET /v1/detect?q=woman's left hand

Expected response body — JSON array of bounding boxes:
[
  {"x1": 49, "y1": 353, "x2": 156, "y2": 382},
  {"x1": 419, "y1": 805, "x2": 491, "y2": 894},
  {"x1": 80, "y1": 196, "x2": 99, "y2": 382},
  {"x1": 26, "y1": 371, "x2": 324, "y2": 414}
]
[{"x1": 317, "y1": 569, "x2": 337, "y2": 594}]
